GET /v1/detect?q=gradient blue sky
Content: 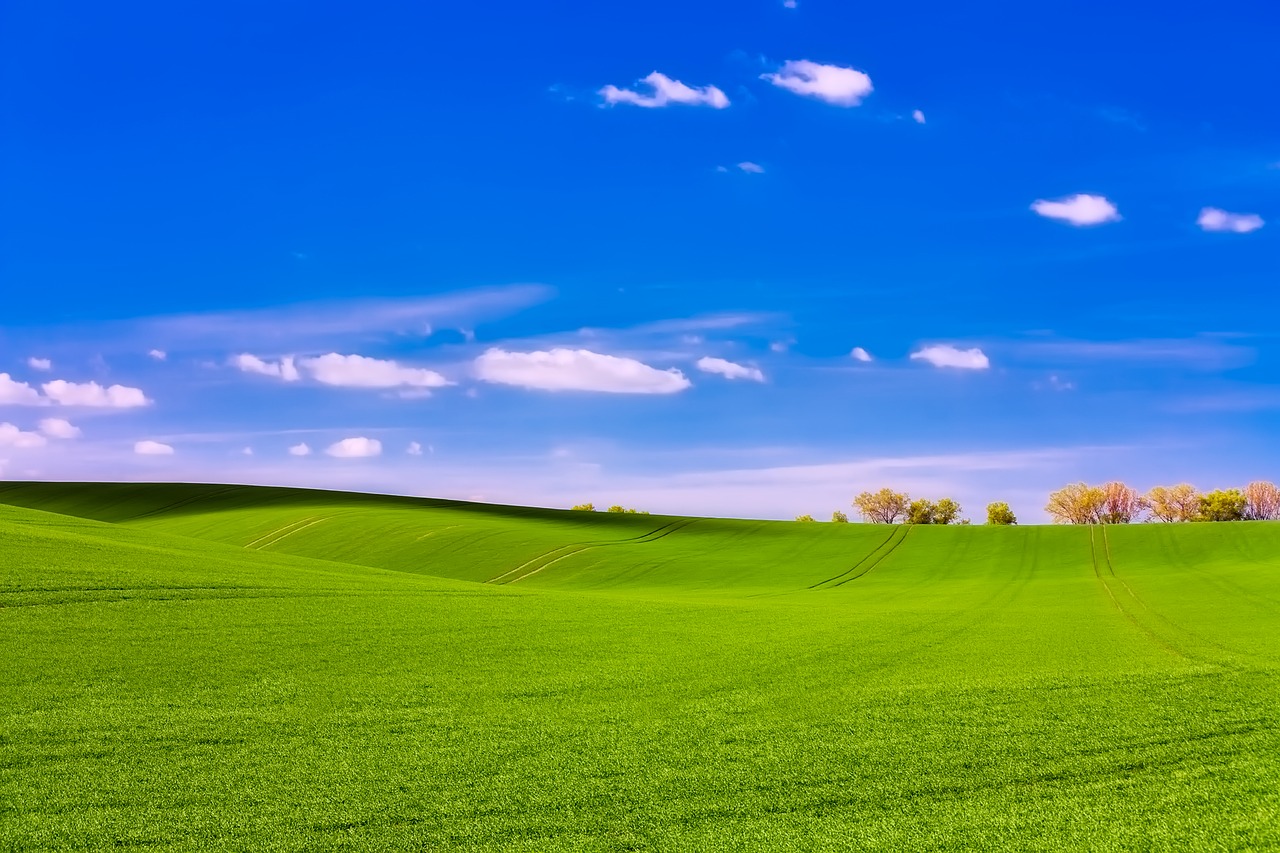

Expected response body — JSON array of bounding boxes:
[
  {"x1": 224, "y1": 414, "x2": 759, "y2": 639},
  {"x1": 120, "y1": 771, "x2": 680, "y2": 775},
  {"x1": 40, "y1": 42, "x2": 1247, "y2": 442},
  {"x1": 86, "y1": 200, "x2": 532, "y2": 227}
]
[{"x1": 2, "y1": 0, "x2": 1278, "y2": 519}]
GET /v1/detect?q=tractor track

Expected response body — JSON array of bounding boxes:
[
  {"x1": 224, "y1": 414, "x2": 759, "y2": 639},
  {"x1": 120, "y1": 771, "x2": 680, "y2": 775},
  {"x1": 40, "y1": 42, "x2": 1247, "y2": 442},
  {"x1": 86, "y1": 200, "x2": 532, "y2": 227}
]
[
  {"x1": 486, "y1": 519, "x2": 699, "y2": 585},
  {"x1": 809, "y1": 525, "x2": 912, "y2": 590}
]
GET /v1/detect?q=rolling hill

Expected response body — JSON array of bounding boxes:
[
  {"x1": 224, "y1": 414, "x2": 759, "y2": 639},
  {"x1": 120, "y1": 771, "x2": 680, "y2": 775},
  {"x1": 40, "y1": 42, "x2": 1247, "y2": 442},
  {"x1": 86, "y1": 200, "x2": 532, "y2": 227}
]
[{"x1": 1, "y1": 482, "x2": 1277, "y2": 851}]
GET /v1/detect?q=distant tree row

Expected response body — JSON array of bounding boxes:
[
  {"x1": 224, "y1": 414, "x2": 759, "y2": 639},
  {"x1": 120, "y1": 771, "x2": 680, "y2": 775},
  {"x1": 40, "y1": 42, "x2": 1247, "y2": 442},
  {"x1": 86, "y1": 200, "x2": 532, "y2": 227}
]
[
  {"x1": 571, "y1": 503, "x2": 650, "y2": 515},
  {"x1": 848, "y1": 490, "x2": 984, "y2": 525},
  {"x1": 1045, "y1": 481, "x2": 1280, "y2": 524}
]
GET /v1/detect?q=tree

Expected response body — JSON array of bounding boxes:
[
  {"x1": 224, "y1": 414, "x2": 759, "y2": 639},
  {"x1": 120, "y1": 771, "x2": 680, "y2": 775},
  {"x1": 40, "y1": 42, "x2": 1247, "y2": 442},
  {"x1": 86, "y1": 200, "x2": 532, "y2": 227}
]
[
  {"x1": 1243, "y1": 481, "x2": 1280, "y2": 521},
  {"x1": 1097, "y1": 481, "x2": 1147, "y2": 524},
  {"x1": 795, "y1": 514, "x2": 816, "y2": 523},
  {"x1": 906, "y1": 498, "x2": 936, "y2": 525},
  {"x1": 1045, "y1": 483, "x2": 1105, "y2": 524},
  {"x1": 1199, "y1": 489, "x2": 1246, "y2": 522},
  {"x1": 933, "y1": 498, "x2": 961, "y2": 525},
  {"x1": 571, "y1": 503, "x2": 595, "y2": 511},
  {"x1": 853, "y1": 489, "x2": 909, "y2": 524},
  {"x1": 986, "y1": 502, "x2": 1017, "y2": 525},
  {"x1": 606, "y1": 505, "x2": 626, "y2": 513},
  {"x1": 1146, "y1": 484, "x2": 1200, "y2": 523},
  {"x1": 831, "y1": 510, "x2": 849, "y2": 523}
]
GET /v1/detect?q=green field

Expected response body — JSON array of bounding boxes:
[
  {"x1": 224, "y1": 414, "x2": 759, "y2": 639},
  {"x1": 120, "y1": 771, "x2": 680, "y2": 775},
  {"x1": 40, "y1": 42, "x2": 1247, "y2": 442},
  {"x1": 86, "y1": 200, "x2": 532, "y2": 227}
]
[{"x1": 1, "y1": 482, "x2": 1278, "y2": 851}]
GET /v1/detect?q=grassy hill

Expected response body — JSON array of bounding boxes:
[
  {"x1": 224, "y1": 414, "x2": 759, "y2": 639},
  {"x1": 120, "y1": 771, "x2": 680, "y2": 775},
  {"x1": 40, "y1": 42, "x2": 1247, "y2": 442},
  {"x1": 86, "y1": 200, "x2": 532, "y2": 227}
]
[{"x1": 1, "y1": 482, "x2": 1278, "y2": 850}]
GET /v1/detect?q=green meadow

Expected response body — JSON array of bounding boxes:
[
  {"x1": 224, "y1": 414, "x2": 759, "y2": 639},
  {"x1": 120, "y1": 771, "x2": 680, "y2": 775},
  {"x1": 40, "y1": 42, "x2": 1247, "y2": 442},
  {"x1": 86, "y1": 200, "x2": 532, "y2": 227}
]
[{"x1": 1, "y1": 482, "x2": 1278, "y2": 851}]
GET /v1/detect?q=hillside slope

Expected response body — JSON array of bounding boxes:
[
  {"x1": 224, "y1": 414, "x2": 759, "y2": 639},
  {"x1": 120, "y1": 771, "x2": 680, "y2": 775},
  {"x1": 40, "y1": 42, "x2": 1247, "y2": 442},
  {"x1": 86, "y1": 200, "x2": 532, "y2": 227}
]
[{"x1": 1, "y1": 483, "x2": 1278, "y2": 851}]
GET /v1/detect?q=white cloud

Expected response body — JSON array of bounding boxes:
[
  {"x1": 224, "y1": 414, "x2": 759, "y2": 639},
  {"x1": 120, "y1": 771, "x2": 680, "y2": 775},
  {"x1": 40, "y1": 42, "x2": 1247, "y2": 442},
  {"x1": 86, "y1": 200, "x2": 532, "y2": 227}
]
[
  {"x1": 39, "y1": 418, "x2": 81, "y2": 439},
  {"x1": 761, "y1": 60, "x2": 873, "y2": 106},
  {"x1": 27, "y1": 357, "x2": 52, "y2": 371},
  {"x1": 1030, "y1": 193, "x2": 1120, "y2": 226},
  {"x1": 0, "y1": 423, "x2": 47, "y2": 448},
  {"x1": 407, "y1": 441, "x2": 423, "y2": 456},
  {"x1": 42, "y1": 380, "x2": 150, "y2": 408},
  {"x1": 326, "y1": 437, "x2": 382, "y2": 458},
  {"x1": 1197, "y1": 207, "x2": 1264, "y2": 233},
  {"x1": 912, "y1": 109, "x2": 926, "y2": 124},
  {"x1": 783, "y1": 0, "x2": 798, "y2": 7},
  {"x1": 475, "y1": 348, "x2": 692, "y2": 394},
  {"x1": 0, "y1": 374, "x2": 45, "y2": 406},
  {"x1": 770, "y1": 340, "x2": 793, "y2": 353},
  {"x1": 910, "y1": 345, "x2": 990, "y2": 370},
  {"x1": 241, "y1": 446, "x2": 254, "y2": 456},
  {"x1": 289, "y1": 442, "x2": 312, "y2": 457},
  {"x1": 301, "y1": 353, "x2": 451, "y2": 389},
  {"x1": 696, "y1": 356, "x2": 765, "y2": 382},
  {"x1": 737, "y1": 161, "x2": 765, "y2": 174},
  {"x1": 599, "y1": 71, "x2": 730, "y2": 109},
  {"x1": 231, "y1": 353, "x2": 299, "y2": 381},
  {"x1": 135, "y1": 440, "x2": 174, "y2": 456},
  {"x1": 148, "y1": 349, "x2": 167, "y2": 361},
  {"x1": 851, "y1": 346, "x2": 873, "y2": 363}
]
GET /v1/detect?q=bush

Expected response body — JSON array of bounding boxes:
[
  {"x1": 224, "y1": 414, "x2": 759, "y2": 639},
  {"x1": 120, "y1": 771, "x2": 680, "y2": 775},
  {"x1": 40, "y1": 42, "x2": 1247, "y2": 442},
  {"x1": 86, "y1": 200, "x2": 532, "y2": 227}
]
[
  {"x1": 795, "y1": 514, "x2": 816, "y2": 523},
  {"x1": 570, "y1": 503, "x2": 595, "y2": 512},
  {"x1": 986, "y1": 502, "x2": 1016, "y2": 525},
  {"x1": 831, "y1": 510, "x2": 849, "y2": 523}
]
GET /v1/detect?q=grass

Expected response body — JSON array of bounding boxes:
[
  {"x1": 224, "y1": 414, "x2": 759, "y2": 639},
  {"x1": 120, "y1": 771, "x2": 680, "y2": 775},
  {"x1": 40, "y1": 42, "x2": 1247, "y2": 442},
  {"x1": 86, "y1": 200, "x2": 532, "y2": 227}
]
[{"x1": 1, "y1": 482, "x2": 1278, "y2": 851}]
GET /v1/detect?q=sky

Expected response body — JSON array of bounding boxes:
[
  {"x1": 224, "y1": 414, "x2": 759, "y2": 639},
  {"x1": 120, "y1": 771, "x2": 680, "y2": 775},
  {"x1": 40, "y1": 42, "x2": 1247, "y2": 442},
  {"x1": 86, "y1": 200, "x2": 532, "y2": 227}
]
[{"x1": 2, "y1": 0, "x2": 1279, "y2": 521}]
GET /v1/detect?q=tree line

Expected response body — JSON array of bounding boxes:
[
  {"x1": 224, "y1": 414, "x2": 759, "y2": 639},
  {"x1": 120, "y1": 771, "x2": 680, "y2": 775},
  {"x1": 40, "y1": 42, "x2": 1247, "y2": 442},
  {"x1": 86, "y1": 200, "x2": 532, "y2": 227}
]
[
  {"x1": 1044, "y1": 481, "x2": 1280, "y2": 524},
  {"x1": 796, "y1": 490, "x2": 1017, "y2": 525}
]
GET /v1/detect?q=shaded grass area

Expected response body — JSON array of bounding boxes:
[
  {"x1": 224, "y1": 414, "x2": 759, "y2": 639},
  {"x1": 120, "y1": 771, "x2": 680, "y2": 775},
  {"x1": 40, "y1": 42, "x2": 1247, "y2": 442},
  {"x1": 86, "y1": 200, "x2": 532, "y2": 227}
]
[{"x1": 1, "y1": 484, "x2": 1279, "y2": 850}]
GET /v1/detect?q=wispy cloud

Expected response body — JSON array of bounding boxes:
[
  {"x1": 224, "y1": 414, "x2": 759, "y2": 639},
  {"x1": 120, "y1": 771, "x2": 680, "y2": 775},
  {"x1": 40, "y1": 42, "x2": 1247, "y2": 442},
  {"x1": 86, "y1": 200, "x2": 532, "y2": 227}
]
[
  {"x1": 1009, "y1": 335, "x2": 1253, "y2": 371},
  {"x1": 762, "y1": 60, "x2": 873, "y2": 106},
  {"x1": 42, "y1": 380, "x2": 150, "y2": 408},
  {"x1": 301, "y1": 353, "x2": 451, "y2": 390},
  {"x1": 0, "y1": 374, "x2": 45, "y2": 406},
  {"x1": 910, "y1": 345, "x2": 990, "y2": 370},
  {"x1": 26, "y1": 357, "x2": 51, "y2": 371},
  {"x1": 39, "y1": 418, "x2": 81, "y2": 438},
  {"x1": 1031, "y1": 194, "x2": 1120, "y2": 226},
  {"x1": 599, "y1": 72, "x2": 729, "y2": 109},
  {"x1": 737, "y1": 161, "x2": 765, "y2": 174},
  {"x1": 696, "y1": 357, "x2": 765, "y2": 382},
  {"x1": 1197, "y1": 207, "x2": 1264, "y2": 233},
  {"x1": 475, "y1": 348, "x2": 692, "y2": 394},
  {"x1": 326, "y1": 437, "x2": 382, "y2": 458},
  {"x1": 232, "y1": 354, "x2": 299, "y2": 381},
  {"x1": 135, "y1": 440, "x2": 174, "y2": 455},
  {"x1": 0, "y1": 423, "x2": 47, "y2": 448}
]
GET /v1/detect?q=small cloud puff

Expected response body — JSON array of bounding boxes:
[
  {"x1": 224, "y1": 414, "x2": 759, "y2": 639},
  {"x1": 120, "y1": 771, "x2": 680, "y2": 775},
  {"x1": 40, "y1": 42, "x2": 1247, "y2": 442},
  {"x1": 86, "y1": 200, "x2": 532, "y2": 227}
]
[
  {"x1": 910, "y1": 345, "x2": 990, "y2": 370},
  {"x1": 27, "y1": 357, "x2": 52, "y2": 371},
  {"x1": 762, "y1": 60, "x2": 873, "y2": 106},
  {"x1": 475, "y1": 348, "x2": 692, "y2": 394},
  {"x1": 737, "y1": 161, "x2": 765, "y2": 174},
  {"x1": 231, "y1": 354, "x2": 299, "y2": 381},
  {"x1": 1031, "y1": 194, "x2": 1120, "y2": 226},
  {"x1": 148, "y1": 349, "x2": 167, "y2": 361},
  {"x1": 42, "y1": 380, "x2": 150, "y2": 408},
  {"x1": 1197, "y1": 207, "x2": 1264, "y2": 233},
  {"x1": 135, "y1": 440, "x2": 174, "y2": 456},
  {"x1": 288, "y1": 442, "x2": 312, "y2": 457},
  {"x1": 599, "y1": 72, "x2": 729, "y2": 109},
  {"x1": 39, "y1": 418, "x2": 81, "y2": 439},
  {"x1": 911, "y1": 109, "x2": 926, "y2": 124},
  {"x1": 696, "y1": 357, "x2": 765, "y2": 382},
  {"x1": 407, "y1": 441, "x2": 423, "y2": 456},
  {"x1": 326, "y1": 437, "x2": 382, "y2": 458},
  {"x1": 850, "y1": 347, "x2": 873, "y2": 363}
]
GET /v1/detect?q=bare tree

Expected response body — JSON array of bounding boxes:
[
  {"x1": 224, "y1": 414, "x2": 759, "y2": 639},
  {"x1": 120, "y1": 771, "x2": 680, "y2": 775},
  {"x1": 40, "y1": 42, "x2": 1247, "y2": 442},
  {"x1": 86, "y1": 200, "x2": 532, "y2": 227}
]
[
  {"x1": 1097, "y1": 481, "x2": 1147, "y2": 524},
  {"x1": 1045, "y1": 483, "x2": 1105, "y2": 524},
  {"x1": 1146, "y1": 484, "x2": 1200, "y2": 522},
  {"x1": 853, "y1": 489, "x2": 909, "y2": 524},
  {"x1": 1243, "y1": 481, "x2": 1280, "y2": 521}
]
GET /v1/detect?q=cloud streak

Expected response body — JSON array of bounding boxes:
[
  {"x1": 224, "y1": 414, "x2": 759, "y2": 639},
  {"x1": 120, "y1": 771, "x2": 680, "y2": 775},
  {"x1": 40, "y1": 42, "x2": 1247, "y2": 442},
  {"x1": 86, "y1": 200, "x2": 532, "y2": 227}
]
[
  {"x1": 599, "y1": 72, "x2": 729, "y2": 109},
  {"x1": 475, "y1": 348, "x2": 692, "y2": 394}
]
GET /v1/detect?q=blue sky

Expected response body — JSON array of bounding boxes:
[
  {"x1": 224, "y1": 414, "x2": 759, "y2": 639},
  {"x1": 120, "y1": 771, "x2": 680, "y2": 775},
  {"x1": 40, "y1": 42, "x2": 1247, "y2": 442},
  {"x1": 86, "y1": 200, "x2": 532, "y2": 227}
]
[{"x1": 2, "y1": 0, "x2": 1278, "y2": 520}]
